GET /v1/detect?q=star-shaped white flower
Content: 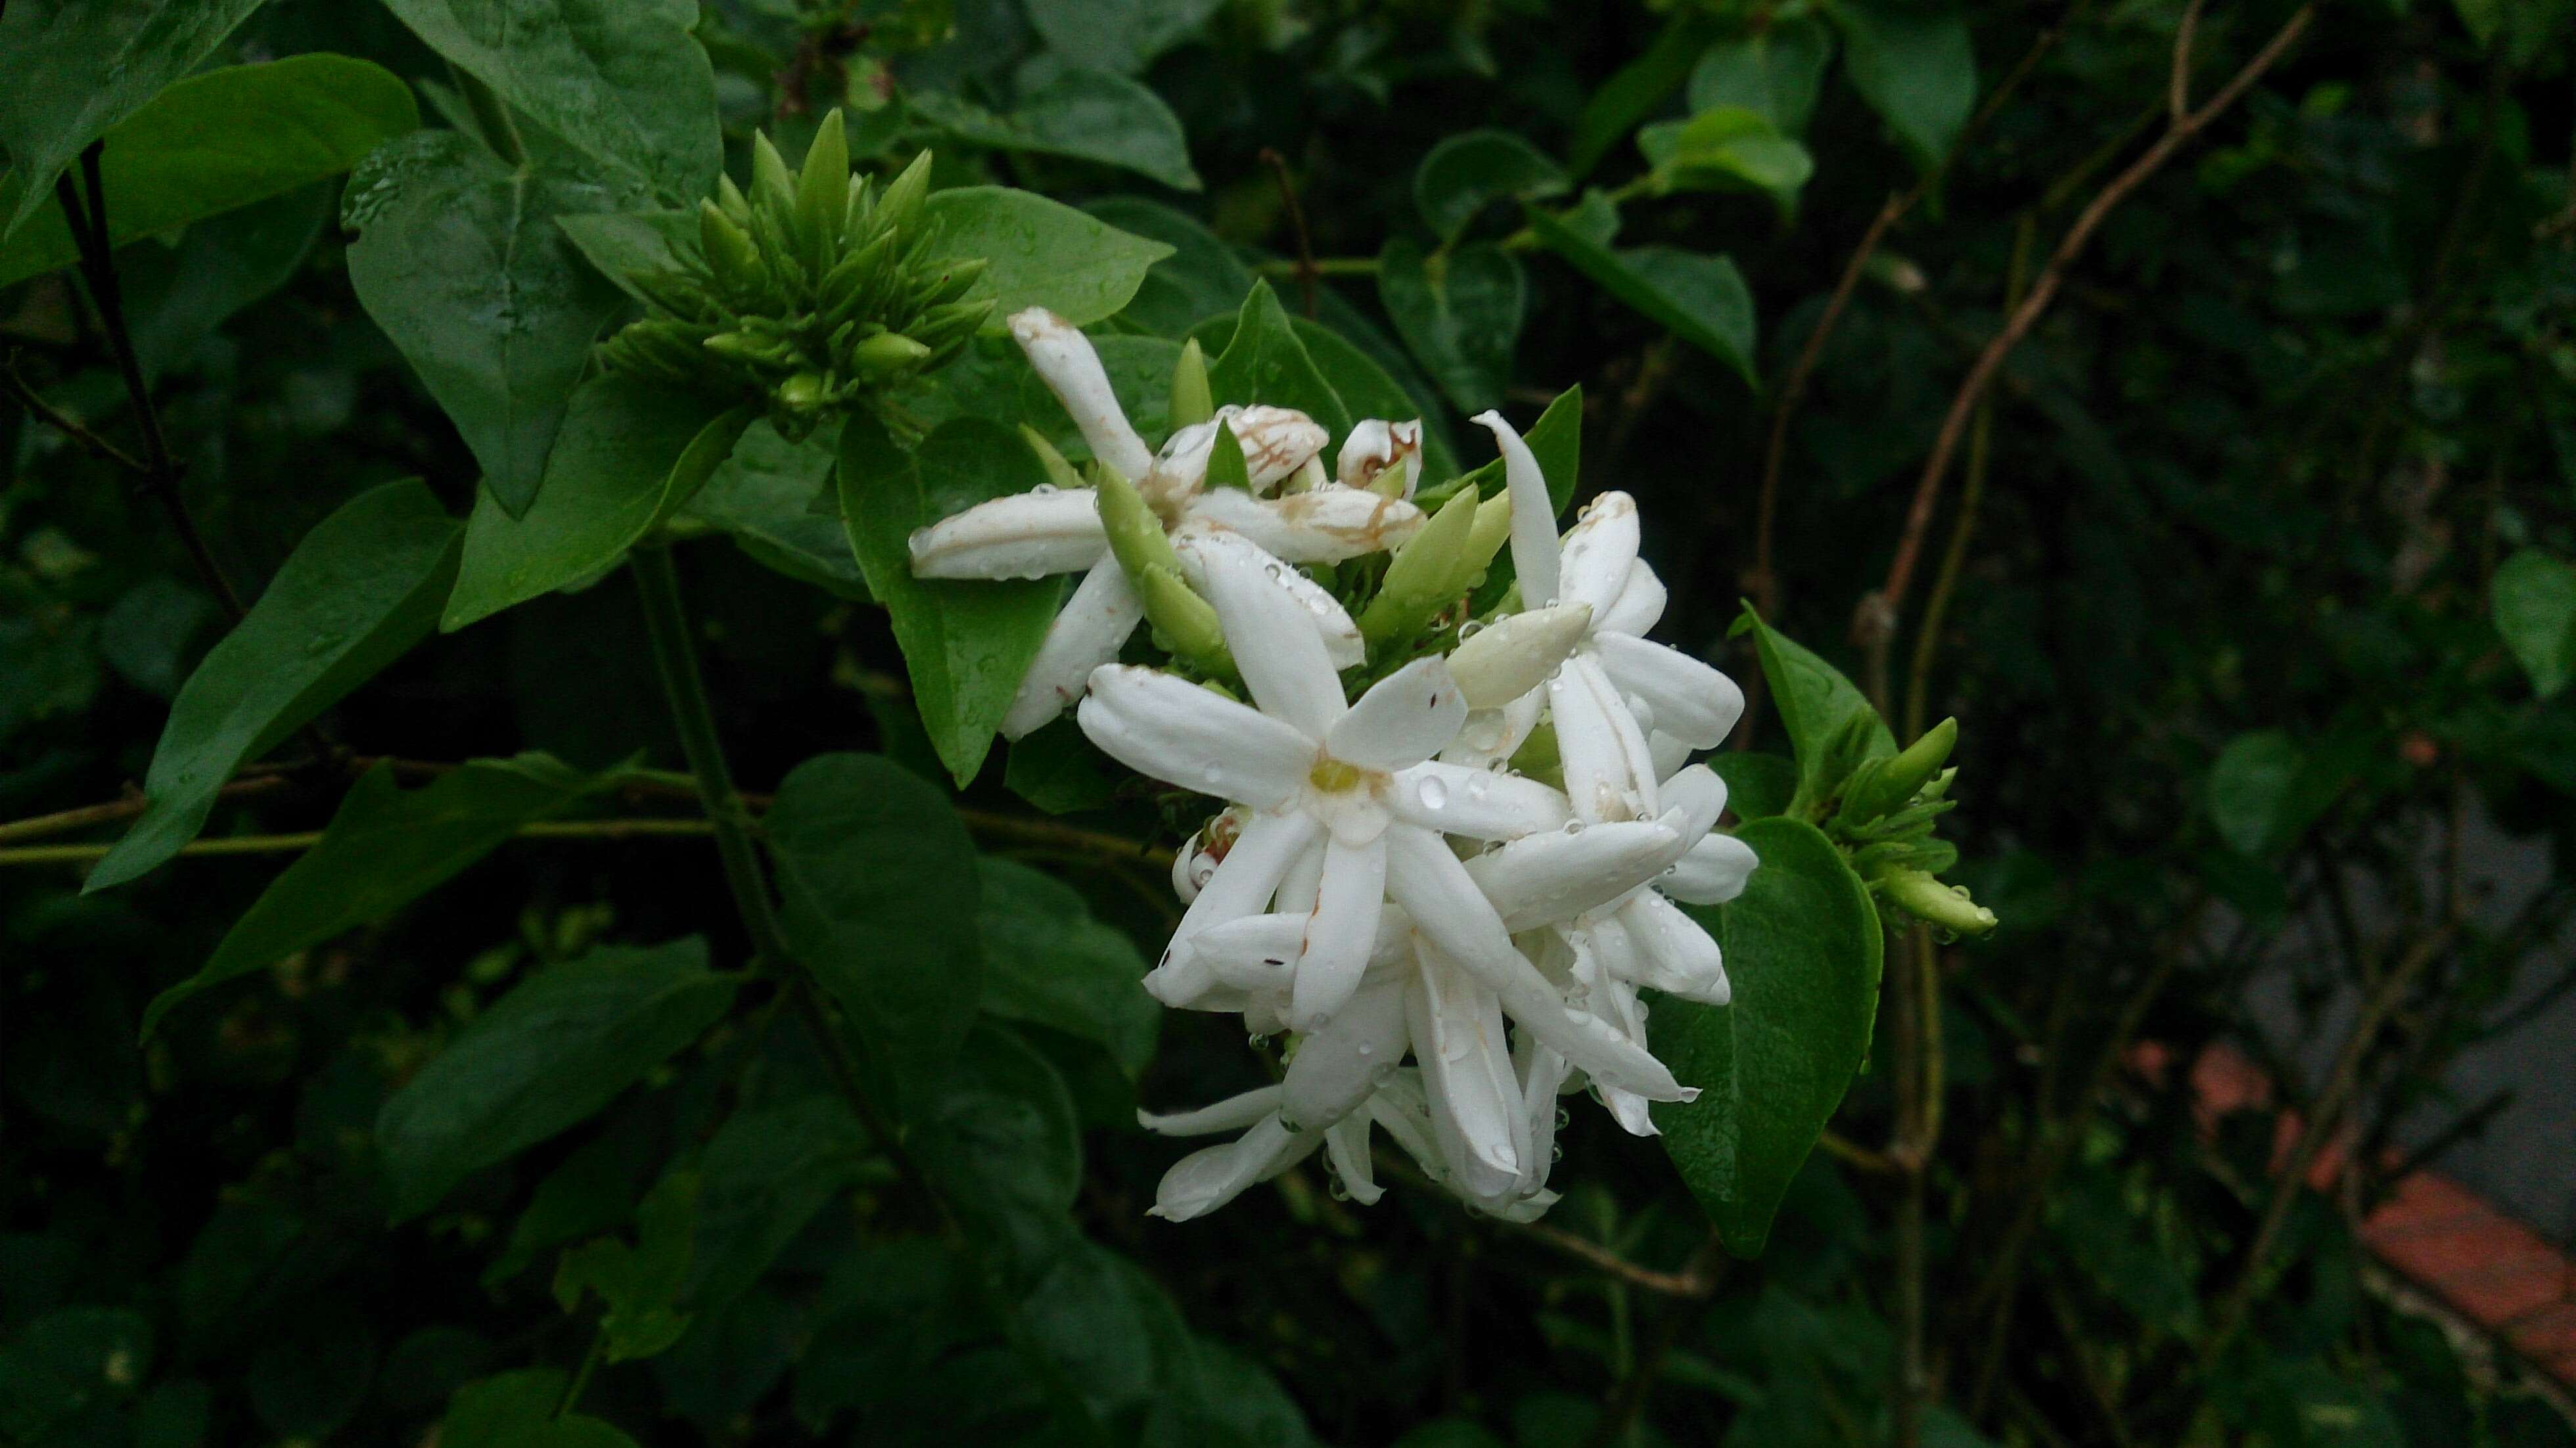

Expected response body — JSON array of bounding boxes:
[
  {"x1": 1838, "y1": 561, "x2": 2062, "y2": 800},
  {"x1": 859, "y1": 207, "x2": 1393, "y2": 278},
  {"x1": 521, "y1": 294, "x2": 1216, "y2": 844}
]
[{"x1": 908, "y1": 309, "x2": 1426, "y2": 738}]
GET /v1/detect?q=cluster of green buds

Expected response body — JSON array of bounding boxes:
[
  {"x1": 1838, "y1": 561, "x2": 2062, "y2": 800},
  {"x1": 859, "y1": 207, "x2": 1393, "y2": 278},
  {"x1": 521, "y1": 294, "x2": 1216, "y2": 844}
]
[
  {"x1": 1825, "y1": 716, "x2": 1998, "y2": 936},
  {"x1": 595, "y1": 110, "x2": 990, "y2": 440}
]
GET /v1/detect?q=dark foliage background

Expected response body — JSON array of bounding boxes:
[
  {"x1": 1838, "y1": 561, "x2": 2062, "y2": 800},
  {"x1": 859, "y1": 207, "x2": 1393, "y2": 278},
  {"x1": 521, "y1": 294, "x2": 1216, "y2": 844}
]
[{"x1": 4, "y1": 0, "x2": 2574, "y2": 1445}]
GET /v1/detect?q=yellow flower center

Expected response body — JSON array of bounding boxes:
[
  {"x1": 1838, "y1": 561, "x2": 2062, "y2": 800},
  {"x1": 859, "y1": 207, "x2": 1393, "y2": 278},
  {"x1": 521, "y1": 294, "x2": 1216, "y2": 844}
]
[{"x1": 1308, "y1": 758, "x2": 1366, "y2": 794}]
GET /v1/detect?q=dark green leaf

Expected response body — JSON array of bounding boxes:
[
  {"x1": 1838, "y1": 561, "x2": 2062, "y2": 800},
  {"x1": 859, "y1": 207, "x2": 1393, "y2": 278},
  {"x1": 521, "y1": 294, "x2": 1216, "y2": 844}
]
[
  {"x1": 1377, "y1": 238, "x2": 1525, "y2": 415},
  {"x1": 2206, "y1": 729, "x2": 2343, "y2": 859},
  {"x1": 1004, "y1": 719, "x2": 1118, "y2": 814},
  {"x1": 1652, "y1": 816, "x2": 1884, "y2": 1255},
  {"x1": 553, "y1": 207, "x2": 697, "y2": 307},
  {"x1": 1525, "y1": 208, "x2": 1756, "y2": 383},
  {"x1": 1023, "y1": 0, "x2": 1224, "y2": 74},
  {"x1": 145, "y1": 756, "x2": 604, "y2": 1035},
  {"x1": 1568, "y1": 11, "x2": 1723, "y2": 176},
  {"x1": 554, "y1": 1171, "x2": 698, "y2": 1361},
  {"x1": 685, "y1": 1096, "x2": 868, "y2": 1312},
  {"x1": 120, "y1": 183, "x2": 331, "y2": 380},
  {"x1": 0, "y1": 55, "x2": 420, "y2": 289},
  {"x1": 440, "y1": 1370, "x2": 568, "y2": 1448},
  {"x1": 919, "y1": 186, "x2": 1174, "y2": 330},
  {"x1": 344, "y1": 131, "x2": 639, "y2": 517},
  {"x1": 909, "y1": 70, "x2": 1200, "y2": 191},
  {"x1": 375, "y1": 938, "x2": 737, "y2": 1219},
  {"x1": 1710, "y1": 752, "x2": 1798, "y2": 821},
  {"x1": 977, "y1": 858, "x2": 1158, "y2": 1077},
  {"x1": 1825, "y1": 0, "x2": 1977, "y2": 173},
  {"x1": 918, "y1": 1021, "x2": 1081, "y2": 1274},
  {"x1": 0, "y1": 0, "x2": 269, "y2": 238},
  {"x1": 1421, "y1": 383, "x2": 1581, "y2": 512},
  {"x1": 380, "y1": 0, "x2": 720, "y2": 203},
  {"x1": 443, "y1": 377, "x2": 752, "y2": 631},
  {"x1": 1412, "y1": 129, "x2": 1567, "y2": 244},
  {"x1": 1732, "y1": 604, "x2": 1895, "y2": 811},
  {"x1": 681, "y1": 419, "x2": 867, "y2": 598},
  {"x1": 1638, "y1": 106, "x2": 1815, "y2": 212},
  {"x1": 764, "y1": 752, "x2": 983, "y2": 1114},
  {"x1": 1084, "y1": 196, "x2": 1260, "y2": 337},
  {"x1": 837, "y1": 419, "x2": 1063, "y2": 784},
  {"x1": 2493, "y1": 547, "x2": 2576, "y2": 698},
  {"x1": 1688, "y1": 18, "x2": 1835, "y2": 135},
  {"x1": 1201, "y1": 280, "x2": 1351, "y2": 437},
  {"x1": 86, "y1": 480, "x2": 463, "y2": 892}
]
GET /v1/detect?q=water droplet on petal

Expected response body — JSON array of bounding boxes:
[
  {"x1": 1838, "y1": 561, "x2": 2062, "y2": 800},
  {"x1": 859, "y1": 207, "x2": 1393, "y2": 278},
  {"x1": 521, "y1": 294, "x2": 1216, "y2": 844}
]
[
  {"x1": 1457, "y1": 620, "x2": 1484, "y2": 641},
  {"x1": 1030, "y1": 482, "x2": 1058, "y2": 496},
  {"x1": 1201, "y1": 763, "x2": 1224, "y2": 788},
  {"x1": 1415, "y1": 776, "x2": 1449, "y2": 811},
  {"x1": 1561, "y1": 819, "x2": 1585, "y2": 836}
]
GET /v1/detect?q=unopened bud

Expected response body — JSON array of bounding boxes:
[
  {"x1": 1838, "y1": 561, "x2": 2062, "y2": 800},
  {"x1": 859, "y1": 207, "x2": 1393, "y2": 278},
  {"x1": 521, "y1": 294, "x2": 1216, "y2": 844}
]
[
  {"x1": 750, "y1": 131, "x2": 797, "y2": 227},
  {"x1": 1877, "y1": 869, "x2": 1996, "y2": 936},
  {"x1": 1019, "y1": 426, "x2": 1086, "y2": 493},
  {"x1": 1134, "y1": 565, "x2": 1231, "y2": 677},
  {"x1": 1357, "y1": 487, "x2": 1479, "y2": 648},
  {"x1": 852, "y1": 331, "x2": 932, "y2": 374},
  {"x1": 1842, "y1": 717, "x2": 1958, "y2": 825},
  {"x1": 775, "y1": 372, "x2": 830, "y2": 409},
  {"x1": 1445, "y1": 492, "x2": 1515, "y2": 597},
  {"x1": 796, "y1": 109, "x2": 851, "y2": 265},
  {"x1": 1168, "y1": 338, "x2": 1214, "y2": 430},
  {"x1": 698, "y1": 200, "x2": 764, "y2": 301},
  {"x1": 1095, "y1": 465, "x2": 1186, "y2": 581},
  {"x1": 1338, "y1": 419, "x2": 1423, "y2": 499},
  {"x1": 1448, "y1": 604, "x2": 1592, "y2": 709},
  {"x1": 874, "y1": 149, "x2": 934, "y2": 236}
]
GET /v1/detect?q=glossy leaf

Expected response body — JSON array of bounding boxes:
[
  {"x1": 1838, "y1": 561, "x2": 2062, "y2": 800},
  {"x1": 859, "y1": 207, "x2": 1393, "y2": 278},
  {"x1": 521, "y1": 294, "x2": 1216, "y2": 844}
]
[
  {"x1": 380, "y1": 0, "x2": 720, "y2": 203},
  {"x1": 763, "y1": 752, "x2": 984, "y2": 1116},
  {"x1": 837, "y1": 419, "x2": 1063, "y2": 785},
  {"x1": 1421, "y1": 383, "x2": 1583, "y2": 513},
  {"x1": 85, "y1": 481, "x2": 463, "y2": 892},
  {"x1": 1638, "y1": 106, "x2": 1815, "y2": 213},
  {"x1": 0, "y1": 55, "x2": 419, "y2": 289},
  {"x1": 977, "y1": 859, "x2": 1159, "y2": 1077},
  {"x1": 443, "y1": 377, "x2": 752, "y2": 631},
  {"x1": 375, "y1": 938, "x2": 737, "y2": 1219},
  {"x1": 1732, "y1": 603, "x2": 1895, "y2": 811},
  {"x1": 909, "y1": 70, "x2": 1201, "y2": 191},
  {"x1": 1201, "y1": 281, "x2": 1352, "y2": 438},
  {"x1": 346, "y1": 131, "x2": 639, "y2": 517},
  {"x1": 1523, "y1": 209, "x2": 1757, "y2": 384},
  {"x1": 1826, "y1": 0, "x2": 1977, "y2": 174},
  {"x1": 2493, "y1": 547, "x2": 2576, "y2": 698},
  {"x1": 1377, "y1": 238, "x2": 1525, "y2": 415},
  {"x1": 1688, "y1": 18, "x2": 1835, "y2": 135},
  {"x1": 1652, "y1": 816, "x2": 1884, "y2": 1256},
  {"x1": 0, "y1": 0, "x2": 269, "y2": 238},
  {"x1": 681, "y1": 419, "x2": 868, "y2": 598},
  {"x1": 145, "y1": 756, "x2": 604, "y2": 1036},
  {"x1": 1085, "y1": 196, "x2": 1261, "y2": 336},
  {"x1": 553, "y1": 207, "x2": 697, "y2": 305},
  {"x1": 1003, "y1": 723, "x2": 1117, "y2": 815},
  {"x1": 1711, "y1": 752, "x2": 1799, "y2": 821},
  {"x1": 918, "y1": 187, "x2": 1174, "y2": 329},
  {"x1": 440, "y1": 1370, "x2": 570, "y2": 1448},
  {"x1": 1412, "y1": 129, "x2": 1567, "y2": 244}
]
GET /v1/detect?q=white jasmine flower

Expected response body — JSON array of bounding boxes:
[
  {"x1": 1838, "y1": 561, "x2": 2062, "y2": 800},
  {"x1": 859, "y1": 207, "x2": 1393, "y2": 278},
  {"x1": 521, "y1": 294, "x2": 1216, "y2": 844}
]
[
  {"x1": 908, "y1": 308, "x2": 1427, "y2": 738},
  {"x1": 1337, "y1": 418, "x2": 1423, "y2": 497}
]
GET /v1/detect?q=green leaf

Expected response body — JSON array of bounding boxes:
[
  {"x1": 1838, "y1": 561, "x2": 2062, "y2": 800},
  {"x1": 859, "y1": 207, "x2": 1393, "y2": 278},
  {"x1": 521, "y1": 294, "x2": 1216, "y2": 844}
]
[
  {"x1": 375, "y1": 938, "x2": 737, "y2": 1219},
  {"x1": 1688, "y1": 18, "x2": 1835, "y2": 135},
  {"x1": 763, "y1": 752, "x2": 983, "y2": 1115},
  {"x1": 681, "y1": 419, "x2": 868, "y2": 598},
  {"x1": 1825, "y1": 0, "x2": 1977, "y2": 174},
  {"x1": 144, "y1": 756, "x2": 603, "y2": 1036},
  {"x1": 1412, "y1": 129, "x2": 1567, "y2": 244},
  {"x1": 554, "y1": 207, "x2": 697, "y2": 307},
  {"x1": 1523, "y1": 208, "x2": 1757, "y2": 384},
  {"x1": 0, "y1": 55, "x2": 420, "y2": 289},
  {"x1": 1732, "y1": 604, "x2": 1895, "y2": 811},
  {"x1": 1188, "y1": 299, "x2": 1463, "y2": 479},
  {"x1": 1377, "y1": 238, "x2": 1525, "y2": 415},
  {"x1": 380, "y1": 0, "x2": 720, "y2": 204},
  {"x1": 441, "y1": 1370, "x2": 569, "y2": 1448},
  {"x1": 919, "y1": 186, "x2": 1173, "y2": 330},
  {"x1": 0, "y1": 0, "x2": 269, "y2": 239},
  {"x1": 344, "y1": 131, "x2": 640, "y2": 517},
  {"x1": 1202, "y1": 281, "x2": 1352, "y2": 438},
  {"x1": 443, "y1": 377, "x2": 752, "y2": 631},
  {"x1": 2493, "y1": 547, "x2": 2576, "y2": 698},
  {"x1": 1421, "y1": 383, "x2": 1582, "y2": 513},
  {"x1": 918, "y1": 1021, "x2": 1081, "y2": 1274},
  {"x1": 1023, "y1": 0, "x2": 1223, "y2": 74},
  {"x1": 1710, "y1": 752, "x2": 1798, "y2": 821},
  {"x1": 837, "y1": 418, "x2": 1063, "y2": 784},
  {"x1": 1638, "y1": 106, "x2": 1815, "y2": 214},
  {"x1": 685, "y1": 1096, "x2": 869, "y2": 1313},
  {"x1": 1004, "y1": 721, "x2": 1117, "y2": 815},
  {"x1": 1082, "y1": 196, "x2": 1260, "y2": 337},
  {"x1": 120, "y1": 183, "x2": 331, "y2": 380},
  {"x1": 1568, "y1": 10, "x2": 1723, "y2": 177},
  {"x1": 85, "y1": 481, "x2": 463, "y2": 892},
  {"x1": 908, "y1": 70, "x2": 1201, "y2": 191},
  {"x1": 1651, "y1": 816, "x2": 1884, "y2": 1256},
  {"x1": 554, "y1": 1171, "x2": 698, "y2": 1361},
  {"x1": 2207, "y1": 729, "x2": 2337, "y2": 858},
  {"x1": 977, "y1": 858, "x2": 1159, "y2": 1077}
]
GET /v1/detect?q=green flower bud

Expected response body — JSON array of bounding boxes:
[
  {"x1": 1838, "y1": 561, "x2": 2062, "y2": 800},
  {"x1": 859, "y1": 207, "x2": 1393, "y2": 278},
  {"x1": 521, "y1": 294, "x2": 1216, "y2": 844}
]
[
  {"x1": 1877, "y1": 868, "x2": 1997, "y2": 936},
  {"x1": 750, "y1": 131, "x2": 797, "y2": 229},
  {"x1": 852, "y1": 332, "x2": 933, "y2": 374},
  {"x1": 1446, "y1": 492, "x2": 1516, "y2": 597},
  {"x1": 714, "y1": 174, "x2": 754, "y2": 227},
  {"x1": 1839, "y1": 717, "x2": 1958, "y2": 826},
  {"x1": 874, "y1": 150, "x2": 934, "y2": 237},
  {"x1": 1096, "y1": 465, "x2": 1186, "y2": 580},
  {"x1": 775, "y1": 371, "x2": 831, "y2": 410},
  {"x1": 1135, "y1": 565, "x2": 1232, "y2": 677},
  {"x1": 796, "y1": 109, "x2": 851, "y2": 268},
  {"x1": 1358, "y1": 487, "x2": 1479, "y2": 648},
  {"x1": 920, "y1": 256, "x2": 988, "y2": 307},
  {"x1": 699, "y1": 200, "x2": 766, "y2": 304},
  {"x1": 1019, "y1": 426, "x2": 1086, "y2": 493},
  {"x1": 1168, "y1": 337, "x2": 1214, "y2": 429}
]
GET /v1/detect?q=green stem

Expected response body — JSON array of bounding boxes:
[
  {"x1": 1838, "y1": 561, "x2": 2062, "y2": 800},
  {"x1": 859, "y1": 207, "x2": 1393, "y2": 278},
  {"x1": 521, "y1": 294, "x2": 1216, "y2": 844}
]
[{"x1": 557, "y1": 1331, "x2": 605, "y2": 1417}]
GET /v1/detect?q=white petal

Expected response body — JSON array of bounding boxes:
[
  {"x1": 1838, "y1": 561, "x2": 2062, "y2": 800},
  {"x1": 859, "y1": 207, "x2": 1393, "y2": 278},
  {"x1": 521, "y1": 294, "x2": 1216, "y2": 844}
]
[
  {"x1": 1663, "y1": 831, "x2": 1759, "y2": 907},
  {"x1": 1187, "y1": 484, "x2": 1424, "y2": 564},
  {"x1": 1078, "y1": 665, "x2": 1313, "y2": 808},
  {"x1": 1172, "y1": 523, "x2": 1362, "y2": 667},
  {"x1": 1619, "y1": 892, "x2": 1729, "y2": 1003},
  {"x1": 1147, "y1": 811, "x2": 1320, "y2": 1005},
  {"x1": 1472, "y1": 411, "x2": 1561, "y2": 606},
  {"x1": 1513, "y1": 1038, "x2": 1573, "y2": 1196},
  {"x1": 1463, "y1": 819, "x2": 1687, "y2": 931},
  {"x1": 1601, "y1": 558, "x2": 1667, "y2": 637},
  {"x1": 1383, "y1": 826, "x2": 1690, "y2": 1102},
  {"x1": 1180, "y1": 912, "x2": 1304, "y2": 992},
  {"x1": 1440, "y1": 690, "x2": 1542, "y2": 771},
  {"x1": 1386, "y1": 761, "x2": 1571, "y2": 840},
  {"x1": 1003, "y1": 556, "x2": 1143, "y2": 740},
  {"x1": 1327, "y1": 657, "x2": 1467, "y2": 772},
  {"x1": 1337, "y1": 418, "x2": 1423, "y2": 497},
  {"x1": 1556, "y1": 491, "x2": 1640, "y2": 617},
  {"x1": 1659, "y1": 763, "x2": 1730, "y2": 841},
  {"x1": 1548, "y1": 651, "x2": 1660, "y2": 823},
  {"x1": 1323, "y1": 1117, "x2": 1383, "y2": 1204},
  {"x1": 1153, "y1": 405, "x2": 1327, "y2": 497},
  {"x1": 1274, "y1": 836, "x2": 1327, "y2": 914},
  {"x1": 1649, "y1": 729, "x2": 1693, "y2": 782},
  {"x1": 1283, "y1": 972, "x2": 1408, "y2": 1128},
  {"x1": 1147, "y1": 1115, "x2": 1322, "y2": 1221},
  {"x1": 1009, "y1": 308, "x2": 1153, "y2": 482},
  {"x1": 1592, "y1": 632, "x2": 1744, "y2": 750},
  {"x1": 1288, "y1": 835, "x2": 1389, "y2": 1031},
  {"x1": 1364, "y1": 1072, "x2": 1449, "y2": 1182},
  {"x1": 1139, "y1": 1085, "x2": 1284, "y2": 1137},
  {"x1": 1446, "y1": 604, "x2": 1591, "y2": 711},
  {"x1": 907, "y1": 489, "x2": 1108, "y2": 580},
  {"x1": 1191, "y1": 532, "x2": 1346, "y2": 738},
  {"x1": 1406, "y1": 943, "x2": 1525, "y2": 1200}
]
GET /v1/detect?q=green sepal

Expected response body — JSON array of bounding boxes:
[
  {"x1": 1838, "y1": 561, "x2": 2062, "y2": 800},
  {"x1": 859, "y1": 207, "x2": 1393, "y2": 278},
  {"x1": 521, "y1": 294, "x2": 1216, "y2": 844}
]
[
  {"x1": 1358, "y1": 486, "x2": 1479, "y2": 650},
  {"x1": 1204, "y1": 416, "x2": 1252, "y2": 492},
  {"x1": 1837, "y1": 716, "x2": 1958, "y2": 827},
  {"x1": 1169, "y1": 336, "x2": 1214, "y2": 429},
  {"x1": 1020, "y1": 426, "x2": 1086, "y2": 493}
]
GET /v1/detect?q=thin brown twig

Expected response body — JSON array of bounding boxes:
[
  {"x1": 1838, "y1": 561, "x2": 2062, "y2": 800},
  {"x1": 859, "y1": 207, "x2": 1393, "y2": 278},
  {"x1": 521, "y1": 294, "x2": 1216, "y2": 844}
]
[
  {"x1": 0, "y1": 817, "x2": 720, "y2": 867},
  {"x1": 1572, "y1": 1242, "x2": 1726, "y2": 1448},
  {"x1": 1502, "y1": 1219, "x2": 1726, "y2": 1298},
  {"x1": 1859, "y1": 3, "x2": 2317, "y2": 650},
  {"x1": 2169, "y1": 0, "x2": 2207, "y2": 119},
  {"x1": 4, "y1": 351, "x2": 147, "y2": 474},
  {"x1": 1258, "y1": 147, "x2": 1320, "y2": 319}
]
